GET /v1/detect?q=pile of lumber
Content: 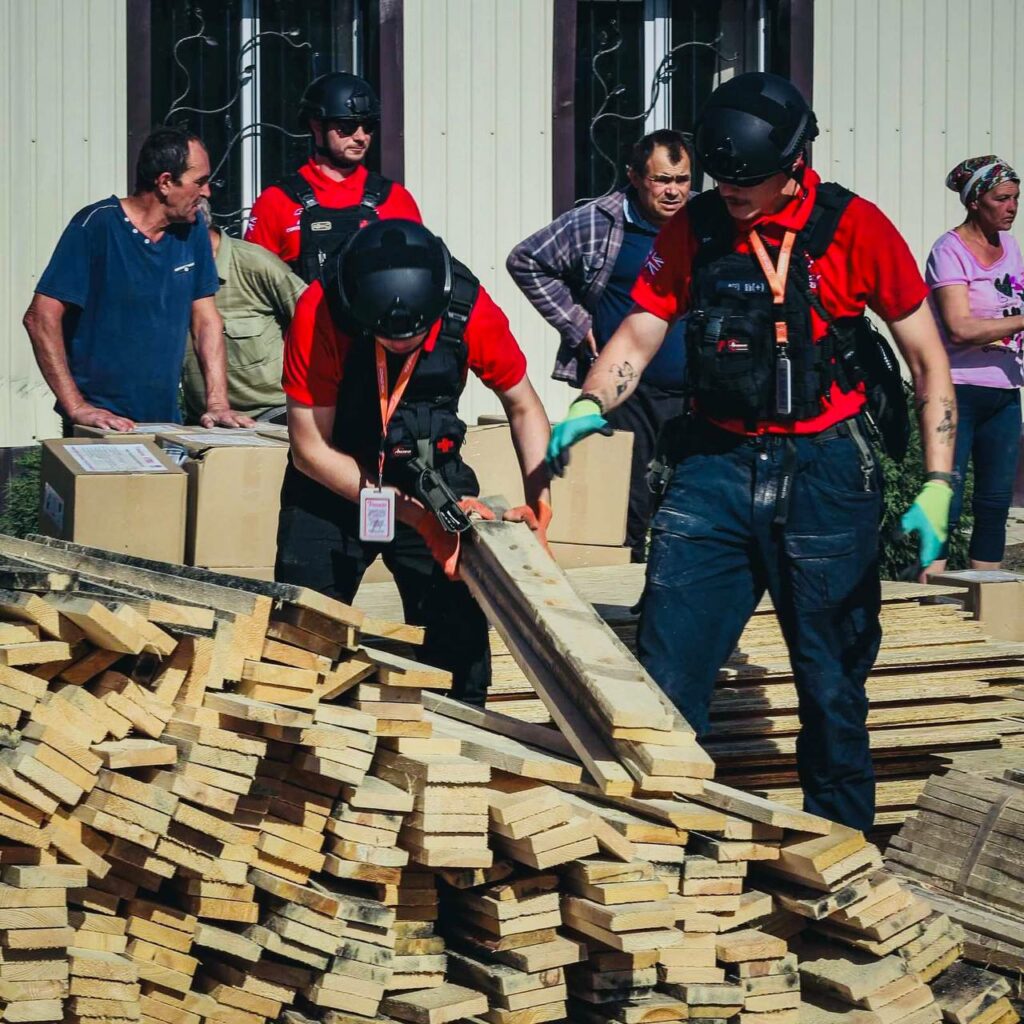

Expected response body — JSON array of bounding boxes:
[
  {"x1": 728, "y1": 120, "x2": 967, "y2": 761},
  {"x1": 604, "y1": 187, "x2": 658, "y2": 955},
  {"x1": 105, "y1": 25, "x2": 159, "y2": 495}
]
[
  {"x1": 401, "y1": 564, "x2": 1024, "y2": 835},
  {"x1": 885, "y1": 761, "x2": 1024, "y2": 974},
  {"x1": 0, "y1": 530, "x2": 1009, "y2": 1024}
]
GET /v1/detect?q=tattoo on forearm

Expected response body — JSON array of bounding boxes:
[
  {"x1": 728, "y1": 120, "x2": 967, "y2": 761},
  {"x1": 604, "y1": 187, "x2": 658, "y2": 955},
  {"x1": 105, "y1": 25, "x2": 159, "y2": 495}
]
[
  {"x1": 610, "y1": 361, "x2": 637, "y2": 398},
  {"x1": 936, "y1": 396, "x2": 956, "y2": 446}
]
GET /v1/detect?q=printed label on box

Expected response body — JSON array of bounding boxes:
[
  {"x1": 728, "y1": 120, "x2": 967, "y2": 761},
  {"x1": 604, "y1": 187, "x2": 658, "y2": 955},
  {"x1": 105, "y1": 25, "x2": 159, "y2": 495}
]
[
  {"x1": 42, "y1": 482, "x2": 64, "y2": 530},
  {"x1": 65, "y1": 443, "x2": 168, "y2": 474}
]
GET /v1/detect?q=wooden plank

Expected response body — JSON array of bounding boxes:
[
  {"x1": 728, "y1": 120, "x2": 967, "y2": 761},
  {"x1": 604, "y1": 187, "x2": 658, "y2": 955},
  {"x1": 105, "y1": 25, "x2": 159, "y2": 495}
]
[{"x1": 464, "y1": 522, "x2": 678, "y2": 732}]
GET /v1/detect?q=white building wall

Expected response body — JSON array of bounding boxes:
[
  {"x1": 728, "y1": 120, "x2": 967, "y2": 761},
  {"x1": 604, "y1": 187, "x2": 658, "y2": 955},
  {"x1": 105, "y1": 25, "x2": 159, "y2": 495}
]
[
  {"x1": 0, "y1": 0, "x2": 127, "y2": 447},
  {"x1": 813, "y1": 0, "x2": 1024, "y2": 272},
  {"x1": 403, "y1": 0, "x2": 573, "y2": 423}
]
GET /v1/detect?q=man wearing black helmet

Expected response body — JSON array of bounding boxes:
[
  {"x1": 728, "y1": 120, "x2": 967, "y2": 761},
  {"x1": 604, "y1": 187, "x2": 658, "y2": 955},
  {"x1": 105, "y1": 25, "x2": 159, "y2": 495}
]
[
  {"x1": 546, "y1": 73, "x2": 956, "y2": 832},
  {"x1": 245, "y1": 72, "x2": 421, "y2": 280},
  {"x1": 277, "y1": 219, "x2": 552, "y2": 706}
]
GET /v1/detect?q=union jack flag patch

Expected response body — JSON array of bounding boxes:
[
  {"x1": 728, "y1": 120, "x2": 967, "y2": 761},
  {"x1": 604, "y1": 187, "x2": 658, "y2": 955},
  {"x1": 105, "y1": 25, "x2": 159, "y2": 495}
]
[{"x1": 643, "y1": 249, "x2": 665, "y2": 276}]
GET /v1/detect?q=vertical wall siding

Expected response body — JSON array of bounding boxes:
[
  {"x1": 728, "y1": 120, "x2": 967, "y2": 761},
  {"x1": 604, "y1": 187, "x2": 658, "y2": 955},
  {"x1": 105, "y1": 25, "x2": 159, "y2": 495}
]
[
  {"x1": 814, "y1": 0, "x2": 1024, "y2": 274},
  {"x1": 403, "y1": 0, "x2": 572, "y2": 423},
  {"x1": 0, "y1": 0, "x2": 127, "y2": 447}
]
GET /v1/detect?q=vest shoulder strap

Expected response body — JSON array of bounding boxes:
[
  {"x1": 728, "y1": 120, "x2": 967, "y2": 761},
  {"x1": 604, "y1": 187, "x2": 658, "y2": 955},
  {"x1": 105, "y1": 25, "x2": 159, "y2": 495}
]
[
  {"x1": 277, "y1": 172, "x2": 318, "y2": 210},
  {"x1": 801, "y1": 182, "x2": 856, "y2": 258},
  {"x1": 437, "y1": 260, "x2": 480, "y2": 348},
  {"x1": 361, "y1": 172, "x2": 393, "y2": 212},
  {"x1": 687, "y1": 190, "x2": 735, "y2": 266},
  {"x1": 322, "y1": 259, "x2": 348, "y2": 334}
]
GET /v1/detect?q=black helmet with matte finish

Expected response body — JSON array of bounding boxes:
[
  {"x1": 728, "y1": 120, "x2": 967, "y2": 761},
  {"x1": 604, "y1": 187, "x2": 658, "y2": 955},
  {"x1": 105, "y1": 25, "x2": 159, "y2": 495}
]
[
  {"x1": 298, "y1": 72, "x2": 381, "y2": 126},
  {"x1": 336, "y1": 220, "x2": 453, "y2": 340},
  {"x1": 694, "y1": 72, "x2": 818, "y2": 186}
]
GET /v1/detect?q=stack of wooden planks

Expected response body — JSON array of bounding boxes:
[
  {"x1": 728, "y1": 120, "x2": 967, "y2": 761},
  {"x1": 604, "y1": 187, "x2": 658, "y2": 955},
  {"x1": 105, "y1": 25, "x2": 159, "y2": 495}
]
[
  {"x1": 885, "y1": 763, "x2": 1024, "y2": 975},
  {"x1": 411, "y1": 563, "x2": 1024, "y2": 836},
  {"x1": 0, "y1": 530, "x2": 1010, "y2": 1024}
]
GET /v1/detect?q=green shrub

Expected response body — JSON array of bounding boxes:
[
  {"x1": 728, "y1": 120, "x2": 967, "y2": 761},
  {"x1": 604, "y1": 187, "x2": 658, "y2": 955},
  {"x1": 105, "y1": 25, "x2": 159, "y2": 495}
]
[
  {"x1": 0, "y1": 447, "x2": 41, "y2": 539},
  {"x1": 878, "y1": 396, "x2": 972, "y2": 580}
]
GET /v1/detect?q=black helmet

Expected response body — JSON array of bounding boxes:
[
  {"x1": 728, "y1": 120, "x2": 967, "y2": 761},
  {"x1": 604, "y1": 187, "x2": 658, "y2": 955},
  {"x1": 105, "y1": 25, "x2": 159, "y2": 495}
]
[
  {"x1": 298, "y1": 72, "x2": 381, "y2": 127},
  {"x1": 337, "y1": 220, "x2": 453, "y2": 339},
  {"x1": 694, "y1": 72, "x2": 818, "y2": 186}
]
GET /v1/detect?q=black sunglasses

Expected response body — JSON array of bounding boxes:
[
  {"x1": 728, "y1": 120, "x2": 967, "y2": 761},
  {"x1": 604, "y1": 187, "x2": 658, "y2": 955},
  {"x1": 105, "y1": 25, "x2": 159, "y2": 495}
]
[{"x1": 327, "y1": 117, "x2": 379, "y2": 136}]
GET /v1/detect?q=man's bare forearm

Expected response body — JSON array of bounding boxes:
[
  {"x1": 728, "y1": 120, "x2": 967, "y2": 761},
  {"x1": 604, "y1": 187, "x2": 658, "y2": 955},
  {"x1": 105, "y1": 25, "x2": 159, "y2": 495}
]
[
  {"x1": 500, "y1": 379, "x2": 552, "y2": 510},
  {"x1": 913, "y1": 371, "x2": 957, "y2": 475},
  {"x1": 192, "y1": 320, "x2": 230, "y2": 410},
  {"x1": 577, "y1": 308, "x2": 668, "y2": 412},
  {"x1": 23, "y1": 299, "x2": 85, "y2": 415},
  {"x1": 889, "y1": 302, "x2": 957, "y2": 477}
]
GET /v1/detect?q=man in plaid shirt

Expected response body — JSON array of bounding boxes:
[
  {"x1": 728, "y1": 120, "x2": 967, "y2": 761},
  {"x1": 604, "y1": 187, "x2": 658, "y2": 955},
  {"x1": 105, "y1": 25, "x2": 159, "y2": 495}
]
[{"x1": 507, "y1": 129, "x2": 693, "y2": 561}]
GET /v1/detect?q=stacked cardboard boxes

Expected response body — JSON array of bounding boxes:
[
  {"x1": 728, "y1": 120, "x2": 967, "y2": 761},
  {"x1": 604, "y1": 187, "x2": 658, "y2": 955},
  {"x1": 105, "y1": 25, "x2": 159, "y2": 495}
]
[{"x1": 154, "y1": 432, "x2": 289, "y2": 580}]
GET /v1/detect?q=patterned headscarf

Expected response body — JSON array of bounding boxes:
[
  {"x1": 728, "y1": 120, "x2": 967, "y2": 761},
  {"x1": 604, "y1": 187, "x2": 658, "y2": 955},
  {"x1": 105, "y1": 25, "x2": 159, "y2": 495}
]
[{"x1": 945, "y1": 155, "x2": 1019, "y2": 207}]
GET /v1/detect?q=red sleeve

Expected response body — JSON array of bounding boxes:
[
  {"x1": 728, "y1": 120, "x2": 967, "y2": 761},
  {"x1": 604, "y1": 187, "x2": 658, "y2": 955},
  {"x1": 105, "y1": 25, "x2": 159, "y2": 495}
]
[
  {"x1": 630, "y1": 211, "x2": 699, "y2": 322},
  {"x1": 379, "y1": 182, "x2": 423, "y2": 224},
  {"x1": 244, "y1": 185, "x2": 290, "y2": 257},
  {"x1": 463, "y1": 285, "x2": 527, "y2": 392},
  {"x1": 282, "y1": 282, "x2": 350, "y2": 406},
  {"x1": 838, "y1": 197, "x2": 929, "y2": 322}
]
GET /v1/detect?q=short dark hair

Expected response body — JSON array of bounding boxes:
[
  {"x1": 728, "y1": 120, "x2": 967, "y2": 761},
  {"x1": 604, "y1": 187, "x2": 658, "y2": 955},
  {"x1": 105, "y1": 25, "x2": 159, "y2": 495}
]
[
  {"x1": 134, "y1": 127, "x2": 204, "y2": 194},
  {"x1": 628, "y1": 129, "x2": 693, "y2": 177}
]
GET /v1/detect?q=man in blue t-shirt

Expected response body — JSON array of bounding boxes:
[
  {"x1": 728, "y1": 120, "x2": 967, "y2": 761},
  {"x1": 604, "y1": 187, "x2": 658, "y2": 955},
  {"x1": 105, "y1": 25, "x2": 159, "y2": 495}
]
[
  {"x1": 23, "y1": 127, "x2": 254, "y2": 432},
  {"x1": 507, "y1": 130, "x2": 692, "y2": 560}
]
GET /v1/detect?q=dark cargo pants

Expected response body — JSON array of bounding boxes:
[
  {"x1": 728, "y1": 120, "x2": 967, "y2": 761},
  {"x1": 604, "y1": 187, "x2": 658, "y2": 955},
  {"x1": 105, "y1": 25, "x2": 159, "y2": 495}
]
[
  {"x1": 274, "y1": 467, "x2": 491, "y2": 706},
  {"x1": 636, "y1": 418, "x2": 882, "y2": 832}
]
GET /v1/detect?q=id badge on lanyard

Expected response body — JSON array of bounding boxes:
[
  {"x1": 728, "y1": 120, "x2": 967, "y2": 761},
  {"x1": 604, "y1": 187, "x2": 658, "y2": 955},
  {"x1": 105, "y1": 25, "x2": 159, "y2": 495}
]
[
  {"x1": 359, "y1": 487, "x2": 396, "y2": 543},
  {"x1": 358, "y1": 342, "x2": 421, "y2": 544},
  {"x1": 749, "y1": 228, "x2": 797, "y2": 417}
]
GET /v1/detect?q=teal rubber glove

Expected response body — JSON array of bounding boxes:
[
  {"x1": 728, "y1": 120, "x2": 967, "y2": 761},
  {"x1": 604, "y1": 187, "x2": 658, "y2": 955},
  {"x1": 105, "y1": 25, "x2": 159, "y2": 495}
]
[
  {"x1": 546, "y1": 398, "x2": 613, "y2": 477},
  {"x1": 899, "y1": 479, "x2": 953, "y2": 571}
]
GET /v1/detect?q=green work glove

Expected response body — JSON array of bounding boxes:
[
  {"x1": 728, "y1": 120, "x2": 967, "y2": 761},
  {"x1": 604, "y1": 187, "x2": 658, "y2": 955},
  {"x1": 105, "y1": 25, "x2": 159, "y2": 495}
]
[
  {"x1": 546, "y1": 398, "x2": 613, "y2": 477},
  {"x1": 900, "y1": 479, "x2": 953, "y2": 570}
]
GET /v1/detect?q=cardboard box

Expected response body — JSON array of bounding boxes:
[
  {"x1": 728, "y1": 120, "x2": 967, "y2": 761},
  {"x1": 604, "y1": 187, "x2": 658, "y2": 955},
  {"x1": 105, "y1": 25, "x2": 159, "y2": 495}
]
[
  {"x1": 928, "y1": 570, "x2": 1024, "y2": 642},
  {"x1": 255, "y1": 424, "x2": 290, "y2": 444},
  {"x1": 156, "y1": 432, "x2": 289, "y2": 570},
  {"x1": 549, "y1": 542, "x2": 632, "y2": 570},
  {"x1": 73, "y1": 422, "x2": 190, "y2": 441},
  {"x1": 37, "y1": 438, "x2": 187, "y2": 563},
  {"x1": 460, "y1": 423, "x2": 633, "y2": 546}
]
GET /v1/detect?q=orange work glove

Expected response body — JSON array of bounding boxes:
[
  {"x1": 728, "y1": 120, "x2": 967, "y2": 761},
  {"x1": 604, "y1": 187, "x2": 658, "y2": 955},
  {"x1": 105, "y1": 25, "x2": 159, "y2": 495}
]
[
  {"x1": 458, "y1": 498, "x2": 496, "y2": 523},
  {"x1": 503, "y1": 499, "x2": 553, "y2": 557},
  {"x1": 412, "y1": 499, "x2": 496, "y2": 581}
]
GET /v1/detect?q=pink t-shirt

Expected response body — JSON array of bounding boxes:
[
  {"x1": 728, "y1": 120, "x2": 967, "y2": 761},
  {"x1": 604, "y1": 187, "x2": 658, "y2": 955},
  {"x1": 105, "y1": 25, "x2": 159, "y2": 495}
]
[{"x1": 925, "y1": 229, "x2": 1024, "y2": 388}]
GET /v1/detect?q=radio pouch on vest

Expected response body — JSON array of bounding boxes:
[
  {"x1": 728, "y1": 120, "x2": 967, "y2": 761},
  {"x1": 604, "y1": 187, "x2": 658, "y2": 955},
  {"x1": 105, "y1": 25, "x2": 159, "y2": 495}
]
[{"x1": 684, "y1": 181, "x2": 910, "y2": 454}]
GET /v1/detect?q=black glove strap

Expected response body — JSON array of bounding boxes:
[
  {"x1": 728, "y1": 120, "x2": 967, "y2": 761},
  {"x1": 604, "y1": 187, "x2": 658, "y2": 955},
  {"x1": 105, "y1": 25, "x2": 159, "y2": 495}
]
[{"x1": 925, "y1": 471, "x2": 954, "y2": 485}]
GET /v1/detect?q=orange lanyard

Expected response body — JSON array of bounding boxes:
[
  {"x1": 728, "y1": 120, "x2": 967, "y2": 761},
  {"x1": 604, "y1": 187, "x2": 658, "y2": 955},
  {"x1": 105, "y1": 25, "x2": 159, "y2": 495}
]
[
  {"x1": 748, "y1": 229, "x2": 796, "y2": 348},
  {"x1": 375, "y1": 342, "x2": 421, "y2": 486}
]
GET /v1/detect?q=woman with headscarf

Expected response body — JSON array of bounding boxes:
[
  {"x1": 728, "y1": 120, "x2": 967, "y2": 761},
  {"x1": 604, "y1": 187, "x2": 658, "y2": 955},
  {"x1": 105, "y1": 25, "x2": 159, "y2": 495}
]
[{"x1": 926, "y1": 155, "x2": 1024, "y2": 572}]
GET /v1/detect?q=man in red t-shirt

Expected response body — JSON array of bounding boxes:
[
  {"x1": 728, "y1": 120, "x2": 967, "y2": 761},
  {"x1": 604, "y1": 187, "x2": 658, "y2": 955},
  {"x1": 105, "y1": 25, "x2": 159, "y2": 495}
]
[
  {"x1": 245, "y1": 72, "x2": 421, "y2": 281},
  {"x1": 546, "y1": 73, "x2": 957, "y2": 832},
  {"x1": 278, "y1": 219, "x2": 551, "y2": 706}
]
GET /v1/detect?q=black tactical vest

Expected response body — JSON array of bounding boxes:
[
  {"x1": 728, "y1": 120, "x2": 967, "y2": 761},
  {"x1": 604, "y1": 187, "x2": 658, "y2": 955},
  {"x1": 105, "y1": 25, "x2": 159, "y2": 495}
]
[
  {"x1": 685, "y1": 182, "x2": 862, "y2": 426},
  {"x1": 277, "y1": 171, "x2": 393, "y2": 284},
  {"x1": 328, "y1": 259, "x2": 482, "y2": 498}
]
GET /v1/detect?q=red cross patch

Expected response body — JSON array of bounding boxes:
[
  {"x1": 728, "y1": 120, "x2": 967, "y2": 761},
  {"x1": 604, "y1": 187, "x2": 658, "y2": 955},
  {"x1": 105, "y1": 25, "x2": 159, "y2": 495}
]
[{"x1": 436, "y1": 437, "x2": 455, "y2": 454}]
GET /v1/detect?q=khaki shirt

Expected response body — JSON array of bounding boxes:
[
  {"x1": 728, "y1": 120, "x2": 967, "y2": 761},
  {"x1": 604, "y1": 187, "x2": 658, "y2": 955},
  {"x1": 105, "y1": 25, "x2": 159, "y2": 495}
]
[{"x1": 182, "y1": 230, "x2": 306, "y2": 420}]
